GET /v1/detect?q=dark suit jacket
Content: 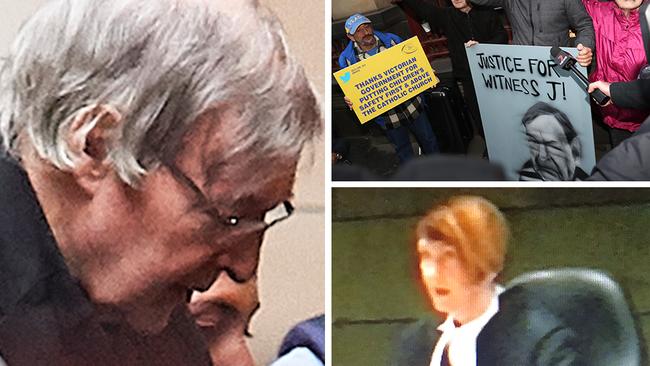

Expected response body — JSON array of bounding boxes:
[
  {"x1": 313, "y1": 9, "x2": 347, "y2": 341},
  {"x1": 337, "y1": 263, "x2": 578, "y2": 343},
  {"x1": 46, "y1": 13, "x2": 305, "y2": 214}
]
[
  {"x1": 589, "y1": 115, "x2": 650, "y2": 180},
  {"x1": 611, "y1": 79, "x2": 650, "y2": 111},
  {"x1": 391, "y1": 316, "x2": 440, "y2": 366},
  {"x1": 391, "y1": 287, "x2": 585, "y2": 366},
  {"x1": 0, "y1": 153, "x2": 212, "y2": 366}
]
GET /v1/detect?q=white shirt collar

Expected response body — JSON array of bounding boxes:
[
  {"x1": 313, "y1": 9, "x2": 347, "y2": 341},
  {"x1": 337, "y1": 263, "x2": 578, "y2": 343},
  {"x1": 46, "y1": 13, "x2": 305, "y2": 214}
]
[
  {"x1": 437, "y1": 285, "x2": 504, "y2": 333},
  {"x1": 430, "y1": 285, "x2": 504, "y2": 366}
]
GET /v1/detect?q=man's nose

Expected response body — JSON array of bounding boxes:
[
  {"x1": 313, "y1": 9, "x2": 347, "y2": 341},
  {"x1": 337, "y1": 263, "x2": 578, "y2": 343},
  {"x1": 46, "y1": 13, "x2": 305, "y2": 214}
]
[
  {"x1": 217, "y1": 231, "x2": 265, "y2": 284},
  {"x1": 538, "y1": 144, "x2": 549, "y2": 161}
]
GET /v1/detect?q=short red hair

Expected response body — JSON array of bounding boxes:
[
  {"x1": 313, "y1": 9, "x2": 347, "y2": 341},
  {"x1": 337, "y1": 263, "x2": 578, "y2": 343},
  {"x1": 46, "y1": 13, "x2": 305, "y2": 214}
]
[{"x1": 416, "y1": 196, "x2": 509, "y2": 282}]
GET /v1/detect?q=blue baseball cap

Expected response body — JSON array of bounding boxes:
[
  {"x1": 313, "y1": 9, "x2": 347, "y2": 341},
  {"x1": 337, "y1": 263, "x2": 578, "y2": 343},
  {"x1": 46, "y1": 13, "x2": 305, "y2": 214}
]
[{"x1": 345, "y1": 14, "x2": 371, "y2": 35}]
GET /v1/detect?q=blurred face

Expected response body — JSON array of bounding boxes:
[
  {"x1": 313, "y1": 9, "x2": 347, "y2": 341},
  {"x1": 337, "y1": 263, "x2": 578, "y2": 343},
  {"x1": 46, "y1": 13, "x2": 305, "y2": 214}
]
[
  {"x1": 524, "y1": 114, "x2": 577, "y2": 181},
  {"x1": 451, "y1": 0, "x2": 471, "y2": 10},
  {"x1": 614, "y1": 0, "x2": 643, "y2": 11},
  {"x1": 72, "y1": 107, "x2": 298, "y2": 333},
  {"x1": 417, "y1": 238, "x2": 478, "y2": 315},
  {"x1": 189, "y1": 274, "x2": 259, "y2": 366},
  {"x1": 348, "y1": 23, "x2": 376, "y2": 50}
]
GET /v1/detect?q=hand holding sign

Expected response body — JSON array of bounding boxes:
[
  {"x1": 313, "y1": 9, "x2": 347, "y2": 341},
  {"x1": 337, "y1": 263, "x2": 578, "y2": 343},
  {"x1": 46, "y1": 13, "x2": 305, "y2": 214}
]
[
  {"x1": 334, "y1": 37, "x2": 439, "y2": 124},
  {"x1": 344, "y1": 96, "x2": 353, "y2": 110}
]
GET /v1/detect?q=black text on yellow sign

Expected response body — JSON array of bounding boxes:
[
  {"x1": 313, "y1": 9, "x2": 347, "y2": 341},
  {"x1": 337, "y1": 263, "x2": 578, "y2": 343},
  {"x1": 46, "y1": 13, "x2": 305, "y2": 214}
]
[{"x1": 334, "y1": 36, "x2": 439, "y2": 124}]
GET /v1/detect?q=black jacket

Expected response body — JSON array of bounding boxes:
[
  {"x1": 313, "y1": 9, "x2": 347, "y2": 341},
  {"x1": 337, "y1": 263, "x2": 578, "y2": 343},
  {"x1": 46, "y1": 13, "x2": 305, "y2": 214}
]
[
  {"x1": 470, "y1": 0, "x2": 595, "y2": 49},
  {"x1": 589, "y1": 80, "x2": 650, "y2": 180},
  {"x1": 611, "y1": 79, "x2": 650, "y2": 111},
  {"x1": 391, "y1": 287, "x2": 585, "y2": 366},
  {"x1": 0, "y1": 153, "x2": 211, "y2": 366},
  {"x1": 589, "y1": 115, "x2": 650, "y2": 180},
  {"x1": 400, "y1": 0, "x2": 508, "y2": 79}
]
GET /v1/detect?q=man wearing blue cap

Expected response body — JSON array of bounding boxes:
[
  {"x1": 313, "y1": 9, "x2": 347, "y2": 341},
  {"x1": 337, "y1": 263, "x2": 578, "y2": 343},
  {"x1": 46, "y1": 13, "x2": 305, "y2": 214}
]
[{"x1": 339, "y1": 14, "x2": 439, "y2": 164}]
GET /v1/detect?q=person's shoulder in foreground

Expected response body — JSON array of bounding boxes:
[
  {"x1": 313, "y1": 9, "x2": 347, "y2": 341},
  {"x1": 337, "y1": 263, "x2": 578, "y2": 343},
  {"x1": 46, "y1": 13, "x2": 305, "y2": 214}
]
[
  {"x1": 0, "y1": 0, "x2": 321, "y2": 364},
  {"x1": 271, "y1": 315, "x2": 325, "y2": 366},
  {"x1": 589, "y1": 115, "x2": 650, "y2": 180},
  {"x1": 610, "y1": 78, "x2": 650, "y2": 110}
]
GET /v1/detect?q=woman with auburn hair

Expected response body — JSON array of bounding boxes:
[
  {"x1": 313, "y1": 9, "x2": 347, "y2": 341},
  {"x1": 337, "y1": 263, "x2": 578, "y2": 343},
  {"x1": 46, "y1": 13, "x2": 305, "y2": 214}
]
[
  {"x1": 413, "y1": 196, "x2": 508, "y2": 366},
  {"x1": 392, "y1": 196, "x2": 585, "y2": 366}
]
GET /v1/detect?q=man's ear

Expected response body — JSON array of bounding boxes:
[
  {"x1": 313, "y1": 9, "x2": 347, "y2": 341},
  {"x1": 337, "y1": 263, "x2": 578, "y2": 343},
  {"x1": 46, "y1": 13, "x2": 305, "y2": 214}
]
[
  {"x1": 346, "y1": 34, "x2": 355, "y2": 42},
  {"x1": 570, "y1": 137, "x2": 582, "y2": 162},
  {"x1": 65, "y1": 104, "x2": 122, "y2": 192}
]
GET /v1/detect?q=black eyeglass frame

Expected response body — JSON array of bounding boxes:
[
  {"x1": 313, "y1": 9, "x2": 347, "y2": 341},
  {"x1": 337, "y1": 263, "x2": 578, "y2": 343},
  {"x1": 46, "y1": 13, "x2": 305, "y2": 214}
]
[{"x1": 162, "y1": 161, "x2": 294, "y2": 232}]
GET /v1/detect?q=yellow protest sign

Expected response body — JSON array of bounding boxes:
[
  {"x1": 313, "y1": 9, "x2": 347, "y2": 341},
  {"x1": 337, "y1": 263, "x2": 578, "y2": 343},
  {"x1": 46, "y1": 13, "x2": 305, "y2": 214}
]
[{"x1": 334, "y1": 36, "x2": 439, "y2": 124}]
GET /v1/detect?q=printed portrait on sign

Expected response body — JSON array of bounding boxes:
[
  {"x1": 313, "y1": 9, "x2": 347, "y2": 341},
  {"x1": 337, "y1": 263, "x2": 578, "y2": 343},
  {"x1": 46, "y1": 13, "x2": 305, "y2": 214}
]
[{"x1": 519, "y1": 102, "x2": 587, "y2": 181}]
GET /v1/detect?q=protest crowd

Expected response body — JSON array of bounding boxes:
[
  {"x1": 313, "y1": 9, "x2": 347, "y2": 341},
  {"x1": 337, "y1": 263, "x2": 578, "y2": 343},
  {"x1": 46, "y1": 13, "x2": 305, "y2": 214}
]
[{"x1": 332, "y1": 0, "x2": 650, "y2": 181}]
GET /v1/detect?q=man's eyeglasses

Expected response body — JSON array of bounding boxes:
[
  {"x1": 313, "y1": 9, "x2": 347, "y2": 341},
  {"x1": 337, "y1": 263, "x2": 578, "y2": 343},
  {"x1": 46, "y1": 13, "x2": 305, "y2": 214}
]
[{"x1": 163, "y1": 162, "x2": 294, "y2": 233}]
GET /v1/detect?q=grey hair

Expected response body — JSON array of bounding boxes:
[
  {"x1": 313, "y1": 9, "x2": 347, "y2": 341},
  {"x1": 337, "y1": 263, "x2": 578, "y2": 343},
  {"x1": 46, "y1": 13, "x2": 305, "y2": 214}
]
[{"x1": 0, "y1": 0, "x2": 321, "y2": 185}]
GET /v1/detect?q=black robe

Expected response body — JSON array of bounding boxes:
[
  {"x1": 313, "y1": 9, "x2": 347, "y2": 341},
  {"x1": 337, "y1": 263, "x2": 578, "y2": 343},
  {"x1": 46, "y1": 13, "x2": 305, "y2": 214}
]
[{"x1": 0, "y1": 153, "x2": 212, "y2": 366}]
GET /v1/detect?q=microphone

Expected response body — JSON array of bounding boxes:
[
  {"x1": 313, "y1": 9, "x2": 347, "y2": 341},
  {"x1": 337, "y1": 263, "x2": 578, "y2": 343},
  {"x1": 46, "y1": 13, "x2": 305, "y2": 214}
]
[{"x1": 550, "y1": 46, "x2": 610, "y2": 106}]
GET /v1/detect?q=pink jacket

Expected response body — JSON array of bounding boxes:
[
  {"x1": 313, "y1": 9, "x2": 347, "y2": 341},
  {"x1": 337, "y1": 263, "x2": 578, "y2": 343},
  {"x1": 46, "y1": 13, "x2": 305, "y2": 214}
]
[{"x1": 583, "y1": 0, "x2": 649, "y2": 131}]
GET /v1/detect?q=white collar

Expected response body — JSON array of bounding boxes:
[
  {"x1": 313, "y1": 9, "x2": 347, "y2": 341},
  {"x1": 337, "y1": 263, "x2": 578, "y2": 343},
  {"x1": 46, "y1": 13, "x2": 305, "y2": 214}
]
[
  {"x1": 429, "y1": 286, "x2": 504, "y2": 366},
  {"x1": 437, "y1": 285, "x2": 504, "y2": 334}
]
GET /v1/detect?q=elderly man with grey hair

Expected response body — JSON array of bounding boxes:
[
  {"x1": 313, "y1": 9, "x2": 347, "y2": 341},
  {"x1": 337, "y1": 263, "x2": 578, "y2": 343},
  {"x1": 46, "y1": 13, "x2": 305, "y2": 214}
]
[{"x1": 0, "y1": 0, "x2": 321, "y2": 365}]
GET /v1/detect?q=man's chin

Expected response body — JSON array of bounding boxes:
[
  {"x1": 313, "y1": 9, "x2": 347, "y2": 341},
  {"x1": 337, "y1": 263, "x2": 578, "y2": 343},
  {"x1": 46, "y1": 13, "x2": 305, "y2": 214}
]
[
  {"x1": 540, "y1": 169, "x2": 571, "y2": 181},
  {"x1": 534, "y1": 163, "x2": 567, "y2": 181},
  {"x1": 362, "y1": 36, "x2": 375, "y2": 45},
  {"x1": 123, "y1": 305, "x2": 175, "y2": 334},
  {"x1": 95, "y1": 289, "x2": 187, "y2": 335}
]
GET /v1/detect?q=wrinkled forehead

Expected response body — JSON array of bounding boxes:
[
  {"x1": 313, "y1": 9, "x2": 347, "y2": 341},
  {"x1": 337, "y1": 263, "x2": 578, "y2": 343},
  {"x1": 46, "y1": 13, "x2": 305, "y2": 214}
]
[
  {"x1": 209, "y1": 152, "x2": 298, "y2": 205},
  {"x1": 354, "y1": 23, "x2": 373, "y2": 35},
  {"x1": 525, "y1": 114, "x2": 567, "y2": 141}
]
